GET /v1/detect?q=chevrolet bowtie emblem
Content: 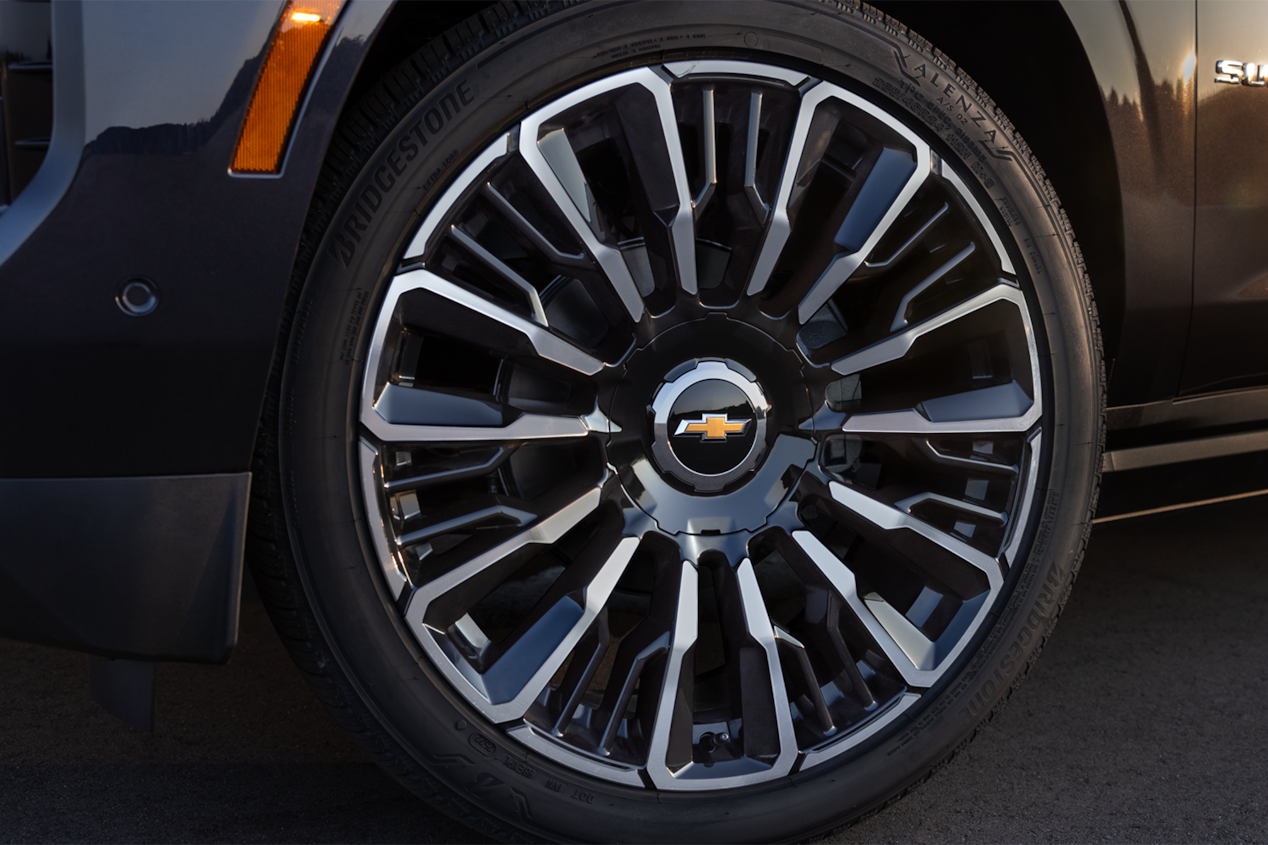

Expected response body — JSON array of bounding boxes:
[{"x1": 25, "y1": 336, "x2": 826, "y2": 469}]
[{"x1": 674, "y1": 415, "x2": 751, "y2": 440}]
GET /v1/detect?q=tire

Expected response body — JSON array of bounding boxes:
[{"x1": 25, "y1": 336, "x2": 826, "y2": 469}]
[{"x1": 248, "y1": 2, "x2": 1104, "y2": 841}]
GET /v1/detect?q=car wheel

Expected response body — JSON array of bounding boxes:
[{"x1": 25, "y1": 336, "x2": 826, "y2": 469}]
[{"x1": 248, "y1": 2, "x2": 1104, "y2": 840}]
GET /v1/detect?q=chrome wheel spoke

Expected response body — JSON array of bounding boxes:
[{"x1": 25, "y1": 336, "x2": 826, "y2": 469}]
[
  {"x1": 519, "y1": 67, "x2": 699, "y2": 317},
  {"x1": 720, "y1": 560, "x2": 797, "y2": 773},
  {"x1": 471, "y1": 535, "x2": 640, "y2": 717},
  {"x1": 362, "y1": 268, "x2": 611, "y2": 443},
  {"x1": 841, "y1": 382, "x2": 1039, "y2": 436},
  {"x1": 395, "y1": 496, "x2": 537, "y2": 549},
  {"x1": 826, "y1": 481, "x2": 1002, "y2": 592},
  {"x1": 409, "y1": 484, "x2": 605, "y2": 604},
  {"x1": 890, "y1": 244, "x2": 976, "y2": 332},
  {"x1": 480, "y1": 182, "x2": 592, "y2": 270},
  {"x1": 644, "y1": 561, "x2": 699, "y2": 787},
  {"x1": 446, "y1": 226, "x2": 550, "y2": 326},
  {"x1": 365, "y1": 400, "x2": 589, "y2": 444},
  {"x1": 832, "y1": 283, "x2": 1030, "y2": 376},
  {"x1": 544, "y1": 608, "x2": 612, "y2": 737},
  {"x1": 520, "y1": 130, "x2": 643, "y2": 320},
  {"x1": 382, "y1": 446, "x2": 513, "y2": 495},
  {"x1": 691, "y1": 86, "x2": 718, "y2": 214},
  {"x1": 389, "y1": 269, "x2": 604, "y2": 376},
  {"x1": 853, "y1": 202, "x2": 950, "y2": 278},
  {"x1": 772, "y1": 625, "x2": 837, "y2": 733},
  {"x1": 795, "y1": 156, "x2": 930, "y2": 324},
  {"x1": 404, "y1": 484, "x2": 607, "y2": 721},
  {"x1": 915, "y1": 438, "x2": 1018, "y2": 477},
  {"x1": 746, "y1": 82, "x2": 932, "y2": 317},
  {"x1": 894, "y1": 492, "x2": 1005, "y2": 525},
  {"x1": 790, "y1": 530, "x2": 963, "y2": 688},
  {"x1": 642, "y1": 69, "x2": 698, "y2": 296},
  {"x1": 746, "y1": 81, "x2": 822, "y2": 296}
]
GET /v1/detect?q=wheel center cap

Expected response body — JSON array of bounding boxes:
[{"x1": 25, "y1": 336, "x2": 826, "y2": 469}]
[{"x1": 651, "y1": 360, "x2": 770, "y2": 493}]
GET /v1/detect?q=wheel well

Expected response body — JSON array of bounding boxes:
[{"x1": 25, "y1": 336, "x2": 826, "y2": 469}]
[
  {"x1": 337, "y1": 0, "x2": 1125, "y2": 361},
  {"x1": 342, "y1": 1, "x2": 499, "y2": 112},
  {"x1": 870, "y1": 0, "x2": 1125, "y2": 362}
]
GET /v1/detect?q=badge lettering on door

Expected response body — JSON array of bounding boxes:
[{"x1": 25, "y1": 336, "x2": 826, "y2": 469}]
[{"x1": 1216, "y1": 60, "x2": 1268, "y2": 86}]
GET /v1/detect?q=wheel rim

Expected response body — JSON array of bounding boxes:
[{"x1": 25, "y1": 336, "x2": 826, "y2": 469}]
[{"x1": 356, "y1": 60, "x2": 1044, "y2": 791}]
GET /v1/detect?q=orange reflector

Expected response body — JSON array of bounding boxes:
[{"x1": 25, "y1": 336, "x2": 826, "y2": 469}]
[{"x1": 231, "y1": 0, "x2": 344, "y2": 174}]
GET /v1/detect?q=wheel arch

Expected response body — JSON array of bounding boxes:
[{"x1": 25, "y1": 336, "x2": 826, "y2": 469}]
[{"x1": 868, "y1": 1, "x2": 1125, "y2": 364}]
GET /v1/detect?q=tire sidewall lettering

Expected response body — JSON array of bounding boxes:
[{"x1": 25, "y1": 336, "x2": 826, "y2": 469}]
[{"x1": 327, "y1": 79, "x2": 476, "y2": 271}]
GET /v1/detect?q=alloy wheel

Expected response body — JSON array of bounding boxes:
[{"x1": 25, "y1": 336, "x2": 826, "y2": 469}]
[{"x1": 356, "y1": 60, "x2": 1044, "y2": 791}]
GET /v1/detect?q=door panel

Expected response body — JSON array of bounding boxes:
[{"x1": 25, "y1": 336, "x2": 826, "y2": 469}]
[
  {"x1": 1063, "y1": 0, "x2": 1195, "y2": 404},
  {"x1": 1186, "y1": 1, "x2": 1268, "y2": 394}
]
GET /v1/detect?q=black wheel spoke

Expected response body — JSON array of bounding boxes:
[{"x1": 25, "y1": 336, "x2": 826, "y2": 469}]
[
  {"x1": 518, "y1": 69, "x2": 700, "y2": 318},
  {"x1": 853, "y1": 202, "x2": 950, "y2": 278},
  {"x1": 841, "y1": 383, "x2": 1039, "y2": 436},
  {"x1": 382, "y1": 446, "x2": 514, "y2": 495},
  {"x1": 446, "y1": 225, "x2": 551, "y2": 325},
  {"x1": 789, "y1": 529, "x2": 947, "y2": 688},
  {"x1": 831, "y1": 283, "x2": 1033, "y2": 377},
  {"x1": 914, "y1": 438, "x2": 1018, "y2": 477},
  {"x1": 823, "y1": 483, "x2": 1002, "y2": 592},
  {"x1": 392, "y1": 269, "x2": 605, "y2": 375},
  {"x1": 479, "y1": 182, "x2": 592, "y2": 270},
  {"x1": 402, "y1": 483, "x2": 614, "y2": 720}
]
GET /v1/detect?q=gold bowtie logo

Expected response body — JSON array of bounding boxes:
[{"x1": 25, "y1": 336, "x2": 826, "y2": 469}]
[{"x1": 674, "y1": 415, "x2": 751, "y2": 441}]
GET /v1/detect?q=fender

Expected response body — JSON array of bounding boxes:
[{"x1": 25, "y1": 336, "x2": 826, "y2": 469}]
[
  {"x1": 872, "y1": 0, "x2": 1189, "y2": 407},
  {"x1": 0, "y1": 0, "x2": 392, "y2": 479}
]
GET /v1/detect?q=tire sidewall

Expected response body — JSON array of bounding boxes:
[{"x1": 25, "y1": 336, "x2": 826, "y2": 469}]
[{"x1": 279, "y1": 2, "x2": 1101, "y2": 841}]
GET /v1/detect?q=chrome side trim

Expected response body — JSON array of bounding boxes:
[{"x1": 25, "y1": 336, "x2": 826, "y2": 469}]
[{"x1": 1102, "y1": 428, "x2": 1268, "y2": 472}]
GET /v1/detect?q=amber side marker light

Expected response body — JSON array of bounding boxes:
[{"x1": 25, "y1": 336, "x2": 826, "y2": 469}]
[{"x1": 231, "y1": 0, "x2": 344, "y2": 174}]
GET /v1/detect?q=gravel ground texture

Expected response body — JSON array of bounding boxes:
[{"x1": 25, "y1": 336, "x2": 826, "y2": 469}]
[{"x1": 2, "y1": 496, "x2": 1266, "y2": 843}]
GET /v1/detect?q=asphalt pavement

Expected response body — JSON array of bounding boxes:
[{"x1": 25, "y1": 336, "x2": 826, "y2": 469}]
[{"x1": 2, "y1": 496, "x2": 1266, "y2": 843}]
